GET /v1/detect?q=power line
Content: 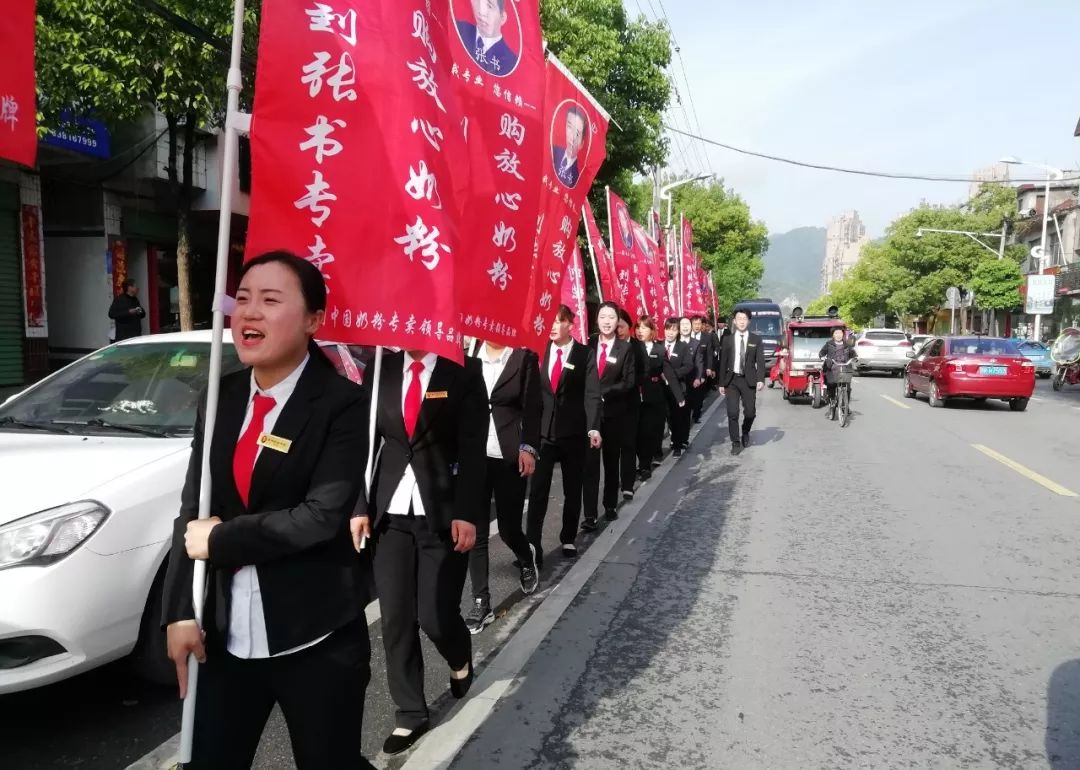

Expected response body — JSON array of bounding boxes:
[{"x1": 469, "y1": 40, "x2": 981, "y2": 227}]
[{"x1": 664, "y1": 124, "x2": 1069, "y2": 184}]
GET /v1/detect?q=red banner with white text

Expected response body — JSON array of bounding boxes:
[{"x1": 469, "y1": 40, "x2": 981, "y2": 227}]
[
  {"x1": 246, "y1": 0, "x2": 469, "y2": 361},
  {"x1": 583, "y1": 199, "x2": 620, "y2": 304},
  {"x1": 0, "y1": 0, "x2": 37, "y2": 167},
  {"x1": 560, "y1": 244, "x2": 588, "y2": 343},
  {"x1": 522, "y1": 57, "x2": 609, "y2": 352},
  {"x1": 449, "y1": 0, "x2": 545, "y2": 348},
  {"x1": 607, "y1": 189, "x2": 637, "y2": 311}
]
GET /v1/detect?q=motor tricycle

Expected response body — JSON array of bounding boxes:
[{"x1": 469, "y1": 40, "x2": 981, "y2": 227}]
[
  {"x1": 777, "y1": 307, "x2": 847, "y2": 408},
  {"x1": 1050, "y1": 327, "x2": 1080, "y2": 391}
]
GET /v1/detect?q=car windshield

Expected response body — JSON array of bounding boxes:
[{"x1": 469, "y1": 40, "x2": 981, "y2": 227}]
[
  {"x1": 790, "y1": 327, "x2": 836, "y2": 360},
  {"x1": 948, "y1": 338, "x2": 1020, "y2": 356},
  {"x1": 865, "y1": 331, "x2": 907, "y2": 342},
  {"x1": 748, "y1": 316, "x2": 783, "y2": 337},
  {"x1": 1018, "y1": 342, "x2": 1047, "y2": 352},
  {"x1": 0, "y1": 341, "x2": 243, "y2": 437}
]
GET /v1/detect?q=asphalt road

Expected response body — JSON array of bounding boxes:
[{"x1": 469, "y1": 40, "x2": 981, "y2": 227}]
[{"x1": 451, "y1": 375, "x2": 1080, "y2": 769}]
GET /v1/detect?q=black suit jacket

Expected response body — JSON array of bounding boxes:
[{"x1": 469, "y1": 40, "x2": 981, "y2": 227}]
[
  {"x1": 664, "y1": 339, "x2": 695, "y2": 384},
  {"x1": 456, "y1": 20, "x2": 518, "y2": 75},
  {"x1": 589, "y1": 335, "x2": 637, "y2": 418},
  {"x1": 485, "y1": 347, "x2": 542, "y2": 463},
  {"x1": 683, "y1": 336, "x2": 707, "y2": 382},
  {"x1": 370, "y1": 353, "x2": 488, "y2": 531},
  {"x1": 719, "y1": 331, "x2": 768, "y2": 386},
  {"x1": 538, "y1": 340, "x2": 603, "y2": 441},
  {"x1": 161, "y1": 358, "x2": 371, "y2": 654},
  {"x1": 641, "y1": 341, "x2": 685, "y2": 404}
]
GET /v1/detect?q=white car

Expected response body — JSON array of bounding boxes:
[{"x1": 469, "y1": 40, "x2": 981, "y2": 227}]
[
  {"x1": 854, "y1": 328, "x2": 913, "y2": 376},
  {"x1": 0, "y1": 331, "x2": 365, "y2": 694}
]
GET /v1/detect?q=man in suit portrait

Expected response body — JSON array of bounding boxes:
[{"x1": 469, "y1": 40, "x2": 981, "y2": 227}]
[
  {"x1": 616, "y1": 204, "x2": 634, "y2": 250},
  {"x1": 456, "y1": 0, "x2": 518, "y2": 76},
  {"x1": 552, "y1": 106, "x2": 586, "y2": 188},
  {"x1": 526, "y1": 305, "x2": 603, "y2": 561},
  {"x1": 349, "y1": 349, "x2": 488, "y2": 755},
  {"x1": 718, "y1": 309, "x2": 767, "y2": 456}
]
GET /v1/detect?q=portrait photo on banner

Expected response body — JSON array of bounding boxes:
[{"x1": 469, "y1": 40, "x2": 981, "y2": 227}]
[
  {"x1": 615, "y1": 198, "x2": 634, "y2": 251},
  {"x1": 549, "y1": 99, "x2": 591, "y2": 190},
  {"x1": 453, "y1": 0, "x2": 523, "y2": 78}
]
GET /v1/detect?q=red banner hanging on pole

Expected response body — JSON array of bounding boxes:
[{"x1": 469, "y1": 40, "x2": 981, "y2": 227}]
[
  {"x1": 678, "y1": 217, "x2": 706, "y2": 316},
  {"x1": 0, "y1": 0, "x2": 37, "y2": 168},
  {"x1": 630, "y1": 222, "x2": 672, "y2": 322},
  {"x1": 246, "y1": 0, "x2": 469, "y2": 361},
  {"x1": 449, "y1": 0, "x2": 545, "y2": 348},
  {"x1": 560, "y1": 244, "x2": 588, "y2": 343},
  {"x1": 607, "y1": 188, "x2": 637, "y2": 311},
  {"x1": 522, "y1": 55, "x2": 609, "y2": 352},
  {"x1": 583, "y1": 199, "x2": 619, "y2": 303}
]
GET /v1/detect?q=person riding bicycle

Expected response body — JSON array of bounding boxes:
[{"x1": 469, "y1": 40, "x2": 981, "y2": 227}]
[{"x1": 819, "y1": 327, "x2": 857, "y2": 417}]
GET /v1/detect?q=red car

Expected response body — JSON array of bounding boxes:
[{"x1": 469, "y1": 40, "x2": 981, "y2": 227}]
[{"x1": 903, "y1": 336, "x2": 1035, "y2": 411}]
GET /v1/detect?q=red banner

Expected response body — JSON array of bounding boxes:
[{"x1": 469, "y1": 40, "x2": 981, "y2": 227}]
[
  {"x1": 246, "y1": 0, "x2": 469, "y2": 361},
  {"x1": 20, "y1": 205, "x2": 46, "y2": 336},
  {"x1": 607, "y1": 188, "x2": 636, "y2": 310},
  {"x1": 560, "y1": 244, "x2": 588, "y2": 343},
  {"x1": 0, "y1": 0, "x2": 37, "y2": 167},
  {"x1": 112, "y1": 240, "x2": 128, "y2": 297},
  {"x1": 449, "y1": 0, "x2": 545, "y2": 349},
  {"x1": 583, "y1": 199, "x2": 619, "y2": 304},
  {"x1": 630, "y1": 221, "x2": 672, "y2": 323},
  {"x1": 678, "y1": 217, "x2": 706, "y2": 315},
  {"x1": 522, "y1": 56, "x2": 609, "y2": 352}
]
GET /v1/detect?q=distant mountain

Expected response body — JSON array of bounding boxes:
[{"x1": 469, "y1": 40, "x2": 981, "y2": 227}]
[{"x1": 759, "y1": 226, "x2": 827, "y2": 308}]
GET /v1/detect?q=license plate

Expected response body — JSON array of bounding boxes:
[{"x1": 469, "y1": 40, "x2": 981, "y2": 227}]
[{"x1": 980, "y1": 366, "x2": 1007, "y2": 376}]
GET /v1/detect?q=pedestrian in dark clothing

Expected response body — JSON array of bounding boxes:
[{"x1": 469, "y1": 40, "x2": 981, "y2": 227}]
[{"x1": 108, "y1": 279, "x2": 146, "y2": 341}]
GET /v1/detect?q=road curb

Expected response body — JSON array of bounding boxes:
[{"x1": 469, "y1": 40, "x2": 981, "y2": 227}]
[{"x1": 398, "y1": 395, "x2": 725, "y2": 770}]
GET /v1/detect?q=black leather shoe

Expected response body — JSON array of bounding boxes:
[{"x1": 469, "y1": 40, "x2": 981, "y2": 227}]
[
  {"x1": 581, "y1": 517, "x2": 598, "y2": 532},
  {"x1": 383, "y1": 722, "x2": 430, "y2": 755},
  {"x1": 604, "y1": 507, "x2": 618, "y2": 521},
  {"x1": 562, "y1": 543, "x2": 578, "y2": 557},
  {"x1": 741, "y1": 432, "x2": 751, "y2": 448},
  {"x1": 450, "y1": 661, "x2": 474, "y2": 699},
  {"x1": 731, "y1": 442, "x2": 743, "y2": 456}
]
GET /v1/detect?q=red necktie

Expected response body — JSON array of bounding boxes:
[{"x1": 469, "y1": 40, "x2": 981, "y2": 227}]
[
  {"x1": 403, "y1": 360, "x2": 425, "y2": 438},
  {"x1": 598, "y1": 343, "x2": 608, "y2": 377},
  {"x1": 233, "y1": 393, "x2": 276, "y2": 507},
  {"x1": 550, "y1": 348, "x2": 564, "y2": 393}
]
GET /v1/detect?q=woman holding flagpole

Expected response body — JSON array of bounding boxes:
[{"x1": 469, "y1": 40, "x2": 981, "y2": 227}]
[{"x1": 162, "y1": 251, "x2": 375, "y2": 770}]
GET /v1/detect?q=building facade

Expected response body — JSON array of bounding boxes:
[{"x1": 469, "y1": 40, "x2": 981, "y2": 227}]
[{"x1": 820, "y1": 210, "x2": 868, "y2": 294}]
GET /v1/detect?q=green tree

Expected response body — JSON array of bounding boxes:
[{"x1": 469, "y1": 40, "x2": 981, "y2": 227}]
[
  {"x1": 541, "y1": 0, "x2": 673, "y2": 198},
  {"x1": 36, "y1": 0, "x2": 258, "y2": 330},
  {"x1": 969, "y1": 258, "x2": 1023, "y2": 334},
  {"x1": 670, "y1": 179, "x2": 768, "y2": 315}
]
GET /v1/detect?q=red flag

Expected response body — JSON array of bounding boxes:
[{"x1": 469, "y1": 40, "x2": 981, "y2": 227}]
[
  {"x1": 0, "y1": 0, "x2": 37, "y2": 167},
  {"x1": 583, "y1": 199, "x2": 619, "y2": 303},
  {"x1": 630, "y1": 221, "x2": 671, "y2": 323},
  {"x1": 523, "y1": 55, "x2": 609, "y2": 352},
  {"x1": 607, "y1": 189, "x2": 637, "y2": 310},
  {"x1": 560, "y1": 244, "x2": 588, "y2": 343},
  {"x1": 678, "y1": 217, "x2": 707, "y2": 315},
  {"x1": 246, "y1": 0, "x2": 470, "y2": 361},
  {"x1": 450, "y1": 0, "x2": 545, "y2": 348}
]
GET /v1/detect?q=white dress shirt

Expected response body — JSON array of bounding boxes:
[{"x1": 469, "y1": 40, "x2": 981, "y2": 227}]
[
  {"x1": 734, "y1": 332, "x2": 747, "y2": 375},
  {"x1": 387, "y1": 352, "x2": 439, "y2": 517},
  {"x1": 229, "y1": 355, "x2": 330, "y2": 659},
  {"x1": 595, "y1": 335, "x2": 616, "y2": 368},
  {"x1": 480, "y1": 345, "x2": 513, "y2": 459},
  {"x1": 548, "y1": 339, "x2": 574, "y2": 381}
]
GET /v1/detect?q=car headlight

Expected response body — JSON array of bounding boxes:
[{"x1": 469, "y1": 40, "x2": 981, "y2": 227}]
[{"x1": 0, "y1": 501, "x2": 110, "y2": 570}]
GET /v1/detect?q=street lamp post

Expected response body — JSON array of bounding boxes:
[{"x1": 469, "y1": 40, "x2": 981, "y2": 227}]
[
  {"x1": 1001, "y1": 157, "x2": 1063, "y2": 342},
  {"x1": 660, "y1": 173, "x2": 712, "y2": 228}
]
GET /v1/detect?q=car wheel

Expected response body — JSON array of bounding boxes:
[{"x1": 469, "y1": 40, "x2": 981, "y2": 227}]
[
  {"x1": 903, "y1": 376, "x2": 916, "y2": 399},
  {"x1": 131, "y1": 561, "x2": 175, "y2": 686},
  {"x1": 1009, "y1": 397, "x2": 1029, "y2": 412},
  {"x1": 928, "y1": 380, "x2": 945, "y2": 408},
  {"x1": 811, "y1": 383, "x2": 822, "y2": 409},
  {"x1": 1053, "y1": 371, "x2": 1064, "y2": 391},
  {"x1": 1039, "y1": 373, "x2": 1051, "y2": 380}
]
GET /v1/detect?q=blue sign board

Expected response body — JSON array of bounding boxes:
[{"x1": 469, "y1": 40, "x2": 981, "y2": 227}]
[{"x1": 41, "y1": 116, "x2": 111, "y2": 159}]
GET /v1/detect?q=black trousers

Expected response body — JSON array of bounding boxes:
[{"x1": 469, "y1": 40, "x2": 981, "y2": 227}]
[
  {"x1": 527, "y1": 435, "x2": 586, "y2": 548},
  {"x1": 620, "y1": 401, "x2": 640, "y2": 491},
  {"x1": 725, "y1": 375, "x2": 758, "y2": 442},
  {"x1": 187, "y1": 618, "x2": 374, "y2": 770},
  {"x1": 688, "y1": 381, "x2": 706, "y2": 421},
  {"x1": 583, "y1": 408, "x2": 632, "y2": 517},
  {"x1": 469, "y1": 457, "x2": 532, "y2": 603},
  {"x1": 374, "y1": 514, "x2": 471, "y2": 729},
  {"x1": 666, "y1": 388, "x2": 690, "y2": 447},
  {"x1": 637, "y1": 400, "x2": 666, "y2": 469}
]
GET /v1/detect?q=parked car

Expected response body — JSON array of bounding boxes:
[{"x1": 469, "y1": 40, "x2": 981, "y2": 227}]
[
  {"x1": 1016, "y1": 340, "x2": 1054, "y2": 378},
  {"x1": 0, "y1": 331, "x2": 366, "y2": 694},
  {"x1": 903, "y1": 336, "x2": 1035, "y2": 411},
  {"x1": 910, "y1": 334, "x2": 932, "y2": 354},
  {"x1": 854, "y1": 329, "x2": 912, "y2": 376}
]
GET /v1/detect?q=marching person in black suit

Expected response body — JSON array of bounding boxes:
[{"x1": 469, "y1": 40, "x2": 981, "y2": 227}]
[
  {"x1": 527, "y1": 305, "x2": 602, "y2": 560},
  {"x1": 349, "y1": 349, "x2": 488, "y2": 754},
  {"x1": 617, "y1": 308, "x2": 645, "y2": 494},
  {"x1": 680, "y1": 316, "x2": 708, "y2": 424},
  {"x1": 163, "y1": 251, "x2": 375, "y2": 770},
  {"x1": 636, "y1": 316, "x2": 684, "y2": 478},
  {"x1": 465, "y1": 342, "x2": 542, "y2": 636},
  {"x1": 583, "y1": 301, "x2": 637, "y2": 527},
  {"x1": 718, "y1": 308, "x2": 767, "y2": 456},
  {"x1": 663, "y1": 317, "x2": 694, "y2": 457},
  {"x1": 703, "y1": 318, "x2": 722, "y2": 391}
]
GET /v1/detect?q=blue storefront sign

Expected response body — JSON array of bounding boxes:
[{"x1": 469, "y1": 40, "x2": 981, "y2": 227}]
[{"x1": 41, "y1": 115, "x2": 111, "y2": 159}]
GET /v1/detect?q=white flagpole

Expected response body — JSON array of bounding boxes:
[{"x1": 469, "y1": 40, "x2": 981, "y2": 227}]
[
  {"x1": 676, "y1": 216, "x2": 684, "y2": 317},
  {"x1": 468, "y1": 338, "x2": 478, "y2": 357},
  {"x1": 180, "y1": 0, "x2": 247, "y2": 762},
  {"x1": 582, "y1": 205, "x2": 604, "y2": 303}
]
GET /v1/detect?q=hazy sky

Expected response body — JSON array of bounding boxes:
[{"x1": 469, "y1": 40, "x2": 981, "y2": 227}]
[{"x1": 641, "y1": 0, "x2": 1080, "y2": 237}]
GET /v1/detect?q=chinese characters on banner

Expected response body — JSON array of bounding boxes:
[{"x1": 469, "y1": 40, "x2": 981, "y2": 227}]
[
  {"x1": 607, "y1": 188, "x2": 637, "y2": 311},
  {"x1": 20, "y1": 205, "x2": 47, "y2": 337},
  {"x1": 0, "y1": 0, "x2": 37, "y2": 167},
  {"x1": 246, "y1": 0, "x2": 470, "y2": 361},
  {"x1": 679, "y1": 216, "x2": 706, "y2": 315},
  {"x1": 111, "y1": 240, "x2": 128, "y2": 297},
  {"x1": 560, "y1": 244, "x2": 588, "y2": 343},
  {"x1": 629, "y1": 220, "x2": 668, "y2": 322},
  {"x1": 448, "y1": 0, "x2": 545, "y2": 349},
  {"x1": 583, "y1": 200, "x2": 620, "y2": 303},
  {"x1": 524, "y1": 55, "x2": 609, "y2": 350}
]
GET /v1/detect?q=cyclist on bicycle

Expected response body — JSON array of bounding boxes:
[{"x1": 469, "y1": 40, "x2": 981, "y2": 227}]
[{"x1": 819, "y1": 327, "x2": 857, "y2": 419}]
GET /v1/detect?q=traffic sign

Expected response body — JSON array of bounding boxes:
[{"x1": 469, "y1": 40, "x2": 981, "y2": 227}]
[{"x1": 945, "y1": 286, "x2": 960, "y2": 309}]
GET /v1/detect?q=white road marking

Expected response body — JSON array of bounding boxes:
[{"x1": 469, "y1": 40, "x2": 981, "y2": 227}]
[
  {"x1": 880, "y1": 394, "x2": 912, "y2": 410},
  {"x1": 647, "y1": 511, "x2": 658, "y2": 523},
  {"x1": 972, "y1": 444, "x2": 1078, "y2": 498}
]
